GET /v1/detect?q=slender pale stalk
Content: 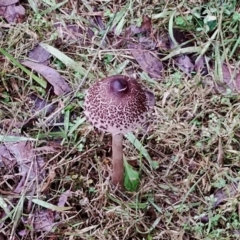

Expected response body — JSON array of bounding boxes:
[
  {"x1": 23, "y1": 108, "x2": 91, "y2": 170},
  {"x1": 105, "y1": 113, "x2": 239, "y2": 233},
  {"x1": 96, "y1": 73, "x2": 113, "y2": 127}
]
[{"x1": 111, "y1": 133, "x2": 124, "y2": 187}]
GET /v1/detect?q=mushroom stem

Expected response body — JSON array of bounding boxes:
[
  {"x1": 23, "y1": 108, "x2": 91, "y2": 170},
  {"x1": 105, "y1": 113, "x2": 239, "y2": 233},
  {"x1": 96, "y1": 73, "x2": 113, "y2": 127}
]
[{"x1": 112, "y1": 133, "x2": 124, "y2": 187}]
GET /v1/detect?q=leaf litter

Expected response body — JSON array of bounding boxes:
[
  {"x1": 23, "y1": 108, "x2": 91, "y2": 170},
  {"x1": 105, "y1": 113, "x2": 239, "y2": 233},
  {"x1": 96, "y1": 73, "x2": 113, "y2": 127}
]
[
  {"x1": 0, "y1": 141, "x2": 45, "y2": 193},
  {"x1": 1, "y1": 1, "x2": 240, "y2": 239},
  {"x1": 128, "y1": 43, "x2": 163, "y2": 79},
  {"x1": 28, "y1": 44, "x2": 52, "y2": 65},
  {"x1": 0, "y1": 138, "x2": 72, "y2": 236},
  {"x1": 21, "y1": 60, "x2": 71, "y2": 96},
  {"x1": 0, "y1": 0, "x2": 25, "y2": 23}
]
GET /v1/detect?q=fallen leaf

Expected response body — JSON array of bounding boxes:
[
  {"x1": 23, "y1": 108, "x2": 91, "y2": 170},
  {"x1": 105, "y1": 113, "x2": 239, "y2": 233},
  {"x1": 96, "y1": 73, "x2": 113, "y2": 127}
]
[
  {"x1": 54, "y1": 23, "x2": 83, "y2": 40},
  {"x1": 54, "y1": 23, "x2": 94, "y2": 42},
  {"x1": 39, "y1": 168, "x2": 56, "y2": 192},
  {"x1": 156, "y1": 33, "x2": 170, "y2": 51},
  {"x1": 0, "y1": 3, "x2": 25, "y2": 23},
  {"x1": 221, "y1": 64, "x2": 240, "y2": 92},
  {"x1": 58, "y1": 190, "x2": 72, "y2": 207},
  {"x1": 21, "y1": 61, "x2": 71, "y2": 95},
  {"x1": 1, "y1": 141, "x2": 46, "y2": 193},
  {"x1": 28, "y1": 93, "x2": 56, "y2": 114},
  {"x1": 207, "y1": 64, "x2": 240, "y2": 94},
  {"x1": 128, "y1": 16, "x2": 152, "y2": 35},
  {"x1": 194, "y1": 55, "x2": 209, "y2": 76},
  {"x1": 139, "y1": 36, "x2": 157, "y2": 50},
  {"x1": 174, "y1": 54, "x2": 194, "y2": 76},
  {"x1": 92, "y1": 7, "x2": 104, "y2": 29},
  {"x1": 5, "y1": 142, "x2": 45, "y2": 180},
  {"x1": 20, "y1": 210, "x2": 55, "y2": 234},
  {"x1": 0, "y1": 0, "x2": 18, "y2": 6},
  {"x1": 28, "y1": 44, "x2": 51, "y2": 64},
  {"x1": 128, "y1": 43, "x2": 163, "y2": 78},
  {"x1": 213, "y1": 182, "x2": 238, "y2": 208},
  {"x1": 0, "y1": 145, "x2": 15, "y2": 168},
  {"x1": 168, "y1": 29, "x2": 198, "y2": 75}
]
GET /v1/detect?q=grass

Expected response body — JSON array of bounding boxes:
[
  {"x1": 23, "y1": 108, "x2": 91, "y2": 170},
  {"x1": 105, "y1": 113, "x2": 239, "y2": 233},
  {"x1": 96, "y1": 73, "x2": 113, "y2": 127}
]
[{"x1": 0, "y1": 0, "x2": 240, "y2": 239}]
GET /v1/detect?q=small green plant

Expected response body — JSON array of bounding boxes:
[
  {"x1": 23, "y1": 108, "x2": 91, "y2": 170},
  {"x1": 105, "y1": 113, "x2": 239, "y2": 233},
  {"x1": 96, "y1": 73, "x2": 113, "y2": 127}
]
[{"x1": 124, "y1": 159, "x2": 140, "y2": 191}]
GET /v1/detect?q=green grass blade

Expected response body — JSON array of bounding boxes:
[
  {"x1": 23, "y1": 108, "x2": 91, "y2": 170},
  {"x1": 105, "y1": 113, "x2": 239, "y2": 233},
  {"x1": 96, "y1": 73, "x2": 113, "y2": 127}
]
[
  {"x1": 28, "y1": 0, "x2": 39, "y2": 13},
  {"x1": 32, "y1": 198, "x2": 72, "y2": 212},
  {"x1": 125, "y1": 132, "x2": 159, "y2": 169},
  {"x1": 124, "y1": 158, "x2": 140, "y2": 191},
  {"x1": 39, "y1": 43, "x2": 94, "y2": 79},
  {"x1": 40, "y1": 0, "x2": 68, "y2": 15},
  {"x1": 0, "y1": 135, "x2": 37, "y2": 142},
  {"x1": 68, "y1": 117, "x2": 86, "y2": 136},
  {"x1": 0, "y1": 48, "x2": 47, "y2": 88}
]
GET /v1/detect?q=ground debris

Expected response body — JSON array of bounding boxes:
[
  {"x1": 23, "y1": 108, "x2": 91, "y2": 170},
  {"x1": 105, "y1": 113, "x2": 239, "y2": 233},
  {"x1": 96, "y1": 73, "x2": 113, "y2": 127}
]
[
  {"x1": 221, "y1": 64, "x2": 240, "y2": 92},
  {"x1": 28, "y1": 93, "x2": 56, "y2": 115},
  {"x1": 54, "y1": 22, "x2": 94, "y2": 43},
  {"x1": 0, "y1": 0, "x2": 25, "y2": 23},
  {"x1": 128, "y1": 43, "x2": 163, "y2": 79},
  {"x1": 127, "y1": 16, "x2": 152, "y2": 36},
  {"x1": 21, "y1": 60, "x2": 71, "y2": 96},
  {"x1": 0, "y1": 0, "x2": 18, "y2": 6},
  {"x1": 58, "y1": 190, "x2": 73, "y2": 207},
  {"x1": 28, "y1": 44, "x2": 52, "y2": 65},
  {"x1": 174, "y1": 55, "x2": 194, "y2": 76},
  {"x1": 18, "y1": 210, "x2": 55, "y2": 236},
  {"x1": 213, "y1": 182, "x2": 238, "y2": 208},
  {"x1": 205, "y1": 64, "x2": 240, "y2": 94},
  {"x1": 1, "y1": 140, "x2": 46, "y2": 193}
]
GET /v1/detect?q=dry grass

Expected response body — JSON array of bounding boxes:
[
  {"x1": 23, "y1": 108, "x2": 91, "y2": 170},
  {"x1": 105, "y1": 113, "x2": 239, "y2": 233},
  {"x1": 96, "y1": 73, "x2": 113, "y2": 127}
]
[{"x1": 1, "y1": 0, "x2": 240, "y2": 239}]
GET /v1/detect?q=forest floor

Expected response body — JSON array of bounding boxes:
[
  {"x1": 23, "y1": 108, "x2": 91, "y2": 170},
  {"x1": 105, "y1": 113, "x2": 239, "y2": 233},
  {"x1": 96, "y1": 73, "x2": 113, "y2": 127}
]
[{"x1": 0, "y1": 0, "x2": 240, "y2": 239}]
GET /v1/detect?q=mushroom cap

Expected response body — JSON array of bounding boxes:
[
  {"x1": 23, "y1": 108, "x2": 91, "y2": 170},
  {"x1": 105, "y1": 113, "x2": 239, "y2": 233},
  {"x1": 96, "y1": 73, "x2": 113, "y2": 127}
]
[{"x1": 84, "y1": 75, "x2": 154, "y2": 134}]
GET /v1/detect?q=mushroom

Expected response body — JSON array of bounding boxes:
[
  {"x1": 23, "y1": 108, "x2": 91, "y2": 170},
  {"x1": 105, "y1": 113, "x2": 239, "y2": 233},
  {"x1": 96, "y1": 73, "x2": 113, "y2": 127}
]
[{"x1": 84, "y1": 75, "x2": 155, "y2": 187}]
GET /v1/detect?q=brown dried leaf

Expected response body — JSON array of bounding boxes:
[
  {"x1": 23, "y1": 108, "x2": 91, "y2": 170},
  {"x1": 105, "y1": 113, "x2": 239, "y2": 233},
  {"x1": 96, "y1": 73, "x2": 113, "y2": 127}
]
[
  {"x1": 55, "y1": 22, "x2": 95, "y2": 42},
  {"x1": 139, "y1": 36, "x2": 157, "y2": 50},
  {"x1": 54, "y1": 23, "x2": 82, "y2": 40},
  {"x1": 155, "y1": 32, "x2": 171, "y2": 51},
  {"x1": 0, "y1": 0, "x2": 18, "y2": 6},
  {"x1": 22, "y1": 61, "x2": 71, "y2": 95},
  {"x1": 129, "y1": 16, "x2": 152, "y2": 35},
  {"x1": 28, "y1": 45, "x2": 51, "y2": 64},
  {"x1": 0, "y1": 145, "x2": 15, "y2": 168},
  {"x1": 20, "y1": 210, "x2": 55, "y2": 234},
  {"x1": 28, "y1": 93, "x2": 56, "y2": 114},
  {"x1": 1, "y1": 141, "x2": 46, "y2": 194},
  {"x1": 208, "y1": 64, "x2": 240, "y2": 94},
  {"x1": 128, "y1": 43, "x2": 163, "y2": 79},
  {"x1": 0, "y1": 3, "x2": 25, "y2": 23},
  {"x1": 221, "y1": 64, "x2": 240, "y2": 92},
  {"x1": 39, "y1": 168, "x2": 56, "y2": 192},
  {"x1": 213, "y1": 182, "x2": 238, "y2": 208},
  {"x1": 174, "y1": 55, "x2": 194, "y2": 76},
  {"x1": 5, "y1": 142, "x2": 45, "y2": 180},
  {"x1": 194, "y1": 55, "x2": 209, "y2": 76},
  {"x1": 58, "y1": 190, "x2": 72, "y2": 207}
]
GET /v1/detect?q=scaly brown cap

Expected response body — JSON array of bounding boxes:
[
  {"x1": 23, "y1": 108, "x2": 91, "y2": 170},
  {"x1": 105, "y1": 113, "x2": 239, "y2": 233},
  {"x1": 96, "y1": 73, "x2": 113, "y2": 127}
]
[{"x1": 84, "y1": 75, "x2": 154, "y2": 134}]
